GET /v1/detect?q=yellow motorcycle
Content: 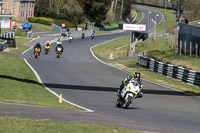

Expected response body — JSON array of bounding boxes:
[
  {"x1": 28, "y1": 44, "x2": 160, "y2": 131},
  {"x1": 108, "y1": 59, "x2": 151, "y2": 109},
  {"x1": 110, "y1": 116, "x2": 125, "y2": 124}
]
[
  {"x1": 44, "y1": 45, "x2": 50, "y2": 54},
  {"x1": 34, "y1": 47, "x2": 41, "y2": 58}
]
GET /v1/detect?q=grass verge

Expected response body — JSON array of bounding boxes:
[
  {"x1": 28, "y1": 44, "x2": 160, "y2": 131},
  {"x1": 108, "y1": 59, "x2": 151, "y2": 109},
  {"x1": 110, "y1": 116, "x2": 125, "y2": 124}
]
[
  {"x1": 13, "y1": 20, "x2": 53, "y2": 31},
  {"x1": 92, "y1": 36, "x2": 130, "y2": 60},
  {"x1": 136, "y1": 36, "x2": 200, "y2": 71},
  {"x1": 0, "y1": 55, "x2": 80, "y2": 110},
  {"x1": 132, "y1": 10, "x2": 143, "y2": 24},
  {"x1": 6, "y1": 38, "x2": 32, "y2": 55},
  {"x1": 0, "y1": 116, "x2": 142, "y2": 133}
]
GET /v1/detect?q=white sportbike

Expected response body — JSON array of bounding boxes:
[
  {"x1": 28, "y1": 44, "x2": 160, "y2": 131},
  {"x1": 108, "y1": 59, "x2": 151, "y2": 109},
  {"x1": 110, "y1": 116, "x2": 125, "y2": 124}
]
[{"x1": 116, "y1": 80, "x2": 141, "y2": 109}]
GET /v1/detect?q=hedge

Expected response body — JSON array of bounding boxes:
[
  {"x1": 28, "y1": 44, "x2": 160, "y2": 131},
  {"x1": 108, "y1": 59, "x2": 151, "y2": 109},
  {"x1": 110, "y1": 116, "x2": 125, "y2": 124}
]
[{"x1": 28, "y1": 17, "x2": 53, "y2": 26}]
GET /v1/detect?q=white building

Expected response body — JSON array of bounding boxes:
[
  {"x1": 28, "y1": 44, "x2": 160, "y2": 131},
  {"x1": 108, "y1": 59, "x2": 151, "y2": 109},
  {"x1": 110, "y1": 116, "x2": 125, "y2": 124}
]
[{"x1": 0, "y1": 1, "x2": 14, "y2": 29}]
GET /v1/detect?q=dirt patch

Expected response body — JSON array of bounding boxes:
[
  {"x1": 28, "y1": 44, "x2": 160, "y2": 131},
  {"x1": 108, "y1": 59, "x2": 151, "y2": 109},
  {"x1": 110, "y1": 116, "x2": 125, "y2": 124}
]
[
  {"x1": 109, "y1": 52, "x2": 114, "y2": 59},
  {"x1": 3, "y1": 47, "x2": 18, "y2": 53}
]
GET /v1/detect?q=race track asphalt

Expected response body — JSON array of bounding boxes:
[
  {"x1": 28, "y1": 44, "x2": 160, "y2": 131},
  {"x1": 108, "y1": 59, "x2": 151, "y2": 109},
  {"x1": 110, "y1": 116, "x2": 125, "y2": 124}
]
[{"x1": 1, "y1": 6, "x2": 200, "y2": 133}]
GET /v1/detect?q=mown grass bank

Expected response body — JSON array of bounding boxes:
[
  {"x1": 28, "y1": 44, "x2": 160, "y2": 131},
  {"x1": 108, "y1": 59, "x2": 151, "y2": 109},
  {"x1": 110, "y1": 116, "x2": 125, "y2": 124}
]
[
  {"x1": 0, "y1": 116, "x2": 142, "y2": 133},
  {"x1": 6, "y1": 38, "x2": 31, "y2": 55},
  {"x1": 0, "y1": 55, "x2": 80, "y2": 110},
  {"x1": 92, "y1": 36, "x2": 131, "y2": 60}
]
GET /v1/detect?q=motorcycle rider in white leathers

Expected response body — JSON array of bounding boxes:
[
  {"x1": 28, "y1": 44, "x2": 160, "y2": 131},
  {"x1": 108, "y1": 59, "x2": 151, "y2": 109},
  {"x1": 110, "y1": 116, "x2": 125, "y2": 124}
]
[{"x1": 118, "y1": 72, "x2": 143, "y2": 98}]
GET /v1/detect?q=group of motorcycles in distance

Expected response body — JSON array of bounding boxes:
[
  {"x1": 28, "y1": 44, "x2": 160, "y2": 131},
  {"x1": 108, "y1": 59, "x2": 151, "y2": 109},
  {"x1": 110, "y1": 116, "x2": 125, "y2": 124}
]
[
  {"x1": 81, "y1": 32, "x2": 95, "y2": 40},
  {"x1": 34, "y1": 40, "x2": 63, "y2": 58},
  {"x1": 34, "y1": 31, "x2": 95, "y2": 59}
]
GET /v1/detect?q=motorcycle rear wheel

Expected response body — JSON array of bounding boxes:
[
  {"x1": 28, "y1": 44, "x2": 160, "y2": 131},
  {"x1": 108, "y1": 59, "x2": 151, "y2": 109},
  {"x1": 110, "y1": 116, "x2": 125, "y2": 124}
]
[{"x1": 116, "y1": 97, "x2": 123, "y2": 108}]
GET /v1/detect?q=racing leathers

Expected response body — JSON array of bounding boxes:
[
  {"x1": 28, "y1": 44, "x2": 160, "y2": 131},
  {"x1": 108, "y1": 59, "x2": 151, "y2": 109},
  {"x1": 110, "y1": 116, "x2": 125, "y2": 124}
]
[{"x1": 118, "y1": 75, "x2": 143, "y2": 98}]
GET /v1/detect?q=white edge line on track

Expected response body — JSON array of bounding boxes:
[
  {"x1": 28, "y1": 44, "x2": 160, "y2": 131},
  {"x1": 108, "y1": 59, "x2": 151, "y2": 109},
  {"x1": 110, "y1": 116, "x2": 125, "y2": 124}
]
[
  {"x1": 90, "y1": 37, "x2": 200, "y2": 99},
  {"x1": 22, "y1": 36, "x2": 94, "y2": 113},
  {"x1": 24, "y1": 58, "x2": 94, "y2": 113}
]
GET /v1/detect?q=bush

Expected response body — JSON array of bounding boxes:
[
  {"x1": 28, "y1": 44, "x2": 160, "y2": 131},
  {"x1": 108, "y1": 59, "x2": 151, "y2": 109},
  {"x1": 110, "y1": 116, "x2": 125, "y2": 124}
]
[{"x1": 28, "y1": 17, "x2": 53, "y2": 26}]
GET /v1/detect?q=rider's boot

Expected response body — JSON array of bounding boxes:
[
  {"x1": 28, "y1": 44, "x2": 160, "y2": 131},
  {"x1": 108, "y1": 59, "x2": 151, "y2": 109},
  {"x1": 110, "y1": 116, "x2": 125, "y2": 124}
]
[
  {"x1": 136, "y1": 91, "x2": 143, "y2": 98},
  {"x1": 117, "y1": 84, "x2": 124, "y2": 96}
]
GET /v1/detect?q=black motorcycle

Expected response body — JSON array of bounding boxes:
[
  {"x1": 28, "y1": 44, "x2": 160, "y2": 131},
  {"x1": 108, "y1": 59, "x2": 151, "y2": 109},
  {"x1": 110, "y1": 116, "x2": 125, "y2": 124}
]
[{"x1": 81, "y1": 33, "x2": 85, "y2": 39}]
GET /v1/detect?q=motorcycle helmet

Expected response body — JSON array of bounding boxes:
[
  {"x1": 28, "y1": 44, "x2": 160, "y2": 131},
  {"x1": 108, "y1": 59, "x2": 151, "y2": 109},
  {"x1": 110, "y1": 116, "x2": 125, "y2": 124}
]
[
  {"x1": 134, "y1": 72, "x2": 140, "y2": 79},
  {"x1": 47, "y1": 41, "x2": 50, "y2": 44},
  {"x1": 37, "y1": 42, "x2": 40, "y2": 45}
]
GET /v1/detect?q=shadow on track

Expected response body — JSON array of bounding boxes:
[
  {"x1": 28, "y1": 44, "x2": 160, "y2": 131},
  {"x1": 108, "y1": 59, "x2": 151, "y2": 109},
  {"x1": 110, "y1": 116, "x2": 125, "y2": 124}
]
[{"x1": 44, "y1": 83, "x2": 191, "y2": 96}]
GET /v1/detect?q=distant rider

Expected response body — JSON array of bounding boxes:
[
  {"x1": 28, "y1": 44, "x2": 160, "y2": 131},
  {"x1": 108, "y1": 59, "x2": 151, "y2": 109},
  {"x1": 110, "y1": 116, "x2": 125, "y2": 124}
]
[
  {"x1": 118, "y1": 72, "x2": 143, "y2": 98},
  {"x1": 57, "y1": 37, "x2": 62, "y2": 44},
  {"x1": 81, "y1": 33, "x2": 85, "y2": 39},
  {"x1": 34, "y1": 42, "x2": 42, "y2": 55},
  {"x1": 44, "y1": 40, "x2": 51, "y2": 52},
  {"x1": 55, "y1": 38, "x2": 64, "y2": 53}
]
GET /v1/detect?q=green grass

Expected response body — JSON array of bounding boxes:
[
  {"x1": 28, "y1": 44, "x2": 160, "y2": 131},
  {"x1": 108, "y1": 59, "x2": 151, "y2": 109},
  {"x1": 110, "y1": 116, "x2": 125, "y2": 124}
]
[
  {"x1": 13, "y1": 20, "x2": 53, "y2": 31},
  {"x1": 30, "y1": 22, "x2": 53, "y2": 31},
  {"x1": 136, "y1": 36, "x2": 200, "y2": 71},
  {"x1": 4, "y1": 37, "x2": 31, "y2": 55},
  {"x1": 135, "y1": 36, "x2": 165, "y2": 52},
  {"x1": 8, "y1": 44, "x2": 30, "y2": 55},
  {"x1": 104, "y1": 20, "x2": 123, "y2": 28},
  {"x1": 0, "y1": 55, "x2": 80, "y2": 110},
  {"x1": 0, "y1": 116, "x2": 142, "y2": 133},
  {"x1": 7, "y1": 37, "x2": 32, "y2": 55},
  {"x1": 11, "y1": 29, "x2": 27, "y2": 37},
  {"x1": 92, "y1": 36, "x2": 131, "y2": 60},
  {"x1": 132, "y1": 10, "x2": 143, "y2": 24},
  {"x1": 15, "y1": 37, "x2": 32, "y2": 45}
]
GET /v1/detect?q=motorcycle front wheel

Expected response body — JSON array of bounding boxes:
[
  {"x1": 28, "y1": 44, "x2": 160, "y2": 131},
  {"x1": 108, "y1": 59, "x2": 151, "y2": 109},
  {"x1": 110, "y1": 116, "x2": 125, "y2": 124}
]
[
  {"x1": 45, "y1": 49, "x2": 48, "y2": 54},
  {"x1": 123, "y1": 95, "x2": 133, "y2": 109},
  {"x1": 35, "y1": 52, "x2": 38, "y2": 58}
]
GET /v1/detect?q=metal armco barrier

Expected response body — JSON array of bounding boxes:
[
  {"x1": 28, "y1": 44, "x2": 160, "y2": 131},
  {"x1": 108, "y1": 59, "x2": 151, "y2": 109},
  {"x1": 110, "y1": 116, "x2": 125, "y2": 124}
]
[
  {"x1": 0, "y1": 40, "x2": 7, "y2": 51},
  {"x1": 0, "y1": 32, "x2": 15, "y2": 39},
  {"x1": 138, "y1": 55, "x2": 200, "y2": 87}
]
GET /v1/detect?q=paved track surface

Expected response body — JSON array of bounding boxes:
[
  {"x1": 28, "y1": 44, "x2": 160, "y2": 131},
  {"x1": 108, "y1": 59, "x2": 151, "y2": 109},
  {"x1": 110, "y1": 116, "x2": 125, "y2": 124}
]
[{"x1": 1, "y1": 6, "x2": 200, "y2": 133}]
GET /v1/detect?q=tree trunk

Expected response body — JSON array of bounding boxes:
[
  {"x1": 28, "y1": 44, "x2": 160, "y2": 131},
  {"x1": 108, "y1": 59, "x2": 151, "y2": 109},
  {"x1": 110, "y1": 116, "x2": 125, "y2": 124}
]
[
  {"x1": 114, "y1": 0, "x2": 118, "y2": 13},
  {"x1": 110, "y1": 0, "x2": 114, "y2": 14},
  {"x1": 120, "y1": 0, "x2": 124, "y2": 20}
]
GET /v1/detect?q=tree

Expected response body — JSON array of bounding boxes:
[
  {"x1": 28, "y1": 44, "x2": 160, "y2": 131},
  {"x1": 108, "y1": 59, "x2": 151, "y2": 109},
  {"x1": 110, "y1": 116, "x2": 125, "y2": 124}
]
[{"x1": 34, "y1": 0, "x2": 49, "y2": 17}]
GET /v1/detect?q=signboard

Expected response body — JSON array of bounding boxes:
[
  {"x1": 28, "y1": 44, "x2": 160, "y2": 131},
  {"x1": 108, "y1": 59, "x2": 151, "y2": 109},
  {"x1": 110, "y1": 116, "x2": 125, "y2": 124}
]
[
  {"x1": 62, "y1": 24, "x2": 65, "y2": 28},
  {"x1": 122, "y1": 24, "x2": 146, "y2": 31}
]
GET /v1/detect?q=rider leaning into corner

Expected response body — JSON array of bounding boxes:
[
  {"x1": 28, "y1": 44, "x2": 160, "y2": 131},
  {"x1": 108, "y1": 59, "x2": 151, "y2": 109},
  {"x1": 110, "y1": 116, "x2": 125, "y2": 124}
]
[
  {"x1": 118, "y1": 72, "x2": 143, "y2": 98},
  {"x1": 55, "y1": 37, "x2": 64, "y2": 53},
  {"x1": 33, "y1": 42, "x2": 42, "y2": 55}
]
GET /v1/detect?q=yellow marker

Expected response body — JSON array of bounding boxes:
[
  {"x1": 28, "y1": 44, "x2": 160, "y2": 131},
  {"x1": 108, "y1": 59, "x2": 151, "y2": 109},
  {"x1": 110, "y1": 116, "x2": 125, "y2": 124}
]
[{"x1": 59, "y1": 94, "x2": 62, "y2": 103}]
